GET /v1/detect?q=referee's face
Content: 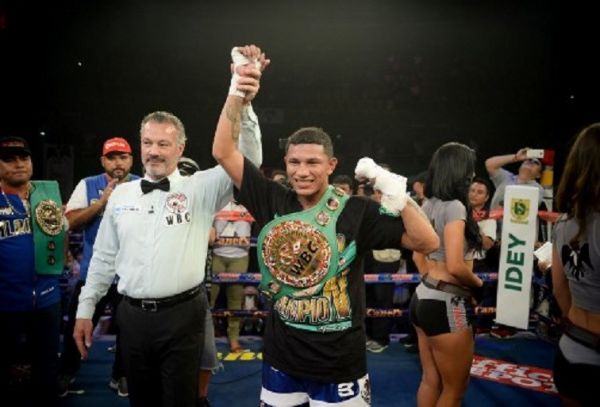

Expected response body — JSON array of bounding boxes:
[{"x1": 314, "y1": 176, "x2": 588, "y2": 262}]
[{"x1": 141, "y1": 121, "x2": 184, "y2": 181}]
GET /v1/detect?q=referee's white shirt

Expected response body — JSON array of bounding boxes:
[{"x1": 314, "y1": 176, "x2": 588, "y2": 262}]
[{"x1": 77, "y1": 105, "x2": 261, "y2": 319}]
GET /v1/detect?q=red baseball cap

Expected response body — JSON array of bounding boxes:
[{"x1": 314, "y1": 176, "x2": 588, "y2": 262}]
[{"x1": 102, "y1": 137, "x2": 132, "y2": 156}]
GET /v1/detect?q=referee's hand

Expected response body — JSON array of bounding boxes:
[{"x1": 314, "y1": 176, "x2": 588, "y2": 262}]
[{"x1": 73, "y1": 319, "x2": 93, "y2": 359}]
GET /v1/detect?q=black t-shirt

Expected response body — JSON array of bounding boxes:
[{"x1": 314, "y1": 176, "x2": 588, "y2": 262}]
[{"x1": 237, "y1": 158, "x2": 405, "y2": 382}]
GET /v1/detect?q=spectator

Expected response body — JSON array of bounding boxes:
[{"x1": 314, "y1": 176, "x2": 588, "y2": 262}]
[
  {"x1": 270, "y1": 168, "x2": 288, "y2": 185},
  {"x1": 485, "y1": 147, "x2": 544, "y2": 210},
  {"x1": 469, "y1": 177, "x2": 496, "y2": 268},
  {"x1": 332, "y1": 174, "x2": 354, "y2": 195},
  {"x1": 408, "y1": 171, "x2": 427, "y2": 206},
  {"x1": 210, "y1": 199, "x2": 253, "y2": 353},
  {"x1": 365, "y1": 182, "x2": 402, "y2": 353},
  {"x1": 0, "y1": 136, "x2": 66, "y2": 406},
  {"x1": 59, "y1": 137, "x2": 139, "y2": 398},
  {"x1": 468, "y1": 176, "x2": 498, "y2": 333},
  {"x1": 355, "y1": 181, "x2": 374, "y2": 197}
]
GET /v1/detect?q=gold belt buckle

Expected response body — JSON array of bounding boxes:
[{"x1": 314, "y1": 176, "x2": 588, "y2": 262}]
[{"x1": 35, "y1": 199, "x2": 64, "y2": 236}]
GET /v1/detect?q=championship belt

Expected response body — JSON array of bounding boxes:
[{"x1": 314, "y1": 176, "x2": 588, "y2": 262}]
[
  {"x1": 257, "y1": 186, "x2": 357, "y2": 332},
  {"x1": 30, "y1": 181, "x2": 65, "y2": 275}
]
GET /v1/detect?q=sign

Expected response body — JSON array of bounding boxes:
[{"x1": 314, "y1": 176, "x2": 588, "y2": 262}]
[
  {"x1": 471, "y1": 355, "x2": 556, "y2": 395},
  {"x1": 496, "y1": 185, "x2": 539, "y2": 329}
]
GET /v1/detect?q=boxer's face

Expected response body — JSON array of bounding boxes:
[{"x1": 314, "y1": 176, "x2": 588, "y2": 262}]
[{"x1": 284, "y1": 143, "x2": 337, "y2": 206}]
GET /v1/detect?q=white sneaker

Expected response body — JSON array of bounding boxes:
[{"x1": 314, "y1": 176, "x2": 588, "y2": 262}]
[
  {"x1": 58, "y1": 375, "x2": 75, "y2": 398},
  {"x1": 366, "y1": 341, "x2": 388, "y2": 353},
  {"x1": 109, "y1": 377, "x2": 129, "y2": 397}
]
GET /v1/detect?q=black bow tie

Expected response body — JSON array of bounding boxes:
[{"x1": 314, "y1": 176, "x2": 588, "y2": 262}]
[{"x1": 141, "y1": 178, "x2": 170, "y2": 194}]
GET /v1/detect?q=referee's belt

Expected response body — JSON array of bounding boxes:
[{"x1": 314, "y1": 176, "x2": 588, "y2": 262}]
[
  {"x1": 422, "y1": 275, "x2": 471, "y2": 298},
  {"x1": 124, "y1": 285, "x2": 202, "y2": 312},
  {"x1": 565, "y1": 320, "x2": 600, "y2": 352}
]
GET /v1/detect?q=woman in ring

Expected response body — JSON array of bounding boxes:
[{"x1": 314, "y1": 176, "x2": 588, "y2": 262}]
[
  {"x1": 411, "y1": 142, "x2": 483, "y2": 406},
  {"x1": 551, "y1": 123, "x2": 600, "y2": 407}
]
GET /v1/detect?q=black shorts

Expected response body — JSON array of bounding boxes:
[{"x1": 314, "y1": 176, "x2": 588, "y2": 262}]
[
  {"x1": 409, "y1": 282, "x2": 472, "y2": 336},
  {"x1": 553, "y1": 346, "x2": 600, "y2": 406}
]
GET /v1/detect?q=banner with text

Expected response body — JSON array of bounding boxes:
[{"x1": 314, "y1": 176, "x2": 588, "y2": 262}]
[
  {"x1": 470, "y1": 355, "x2": 556, "y2": 394},
  {"x1": 496, "y1": 185, "x2": 539, "y2": 329}
]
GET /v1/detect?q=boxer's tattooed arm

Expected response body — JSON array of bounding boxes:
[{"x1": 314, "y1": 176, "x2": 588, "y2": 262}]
[{"x1": 223, "y1": 98, "x2": 242, "y2": 144}]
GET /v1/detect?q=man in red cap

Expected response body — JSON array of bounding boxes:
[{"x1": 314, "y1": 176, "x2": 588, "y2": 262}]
[
  {"x1": 102, "y1": 137, "x2": 132, "y2": 157},
  {"x1": 58, "y1": 136, "x2": 139, "y2": 398}
]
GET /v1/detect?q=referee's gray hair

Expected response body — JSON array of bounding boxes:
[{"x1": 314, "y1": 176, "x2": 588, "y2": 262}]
[{"x1": 140, "y1": 111, "x2": 187, "y2": 145}]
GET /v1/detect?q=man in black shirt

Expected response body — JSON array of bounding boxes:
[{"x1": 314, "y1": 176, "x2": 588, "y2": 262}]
[{"x1": 213, "y1": 44, "x2": 438, "y2": 406}]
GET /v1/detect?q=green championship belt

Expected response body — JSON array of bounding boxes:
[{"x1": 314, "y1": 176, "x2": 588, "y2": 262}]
[
  {"x1": 257, "y1": 186, "x2": 357, "y2": 332},
  {"x1": 30, "y1": 181, "x2": 65, "y2": 275}
]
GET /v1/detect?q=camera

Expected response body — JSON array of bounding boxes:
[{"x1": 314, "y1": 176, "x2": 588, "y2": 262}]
[{"x1": 526, "y1": 149, "x2": 544, "y2": 159}]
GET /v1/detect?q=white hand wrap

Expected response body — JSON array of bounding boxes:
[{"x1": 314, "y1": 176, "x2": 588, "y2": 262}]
[
  {"x1": 376, "y1": 171, "x2": 408, "y2": 215},
  {"x1": 354, "y1": 157, "x2": 383, "y2": 180},
  {"x1": 354, "y1": 156, "x2": 408, "y2": 215},
  {"x1": 228, "y1": 47, "x2": 261, "y2": 98}
]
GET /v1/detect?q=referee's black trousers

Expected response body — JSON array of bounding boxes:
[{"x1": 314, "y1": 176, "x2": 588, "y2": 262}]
[{"x1": 117, "y1": 292, "x2": 206, "y2": 407}]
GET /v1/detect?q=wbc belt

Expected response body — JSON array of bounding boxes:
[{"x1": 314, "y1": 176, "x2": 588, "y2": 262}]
[
  {"x1": 257, "y1": 186, "x2": 357, "y2": 332},
  {"x1": 30, "y1": 180, "x2": 65, "y2": 275}
]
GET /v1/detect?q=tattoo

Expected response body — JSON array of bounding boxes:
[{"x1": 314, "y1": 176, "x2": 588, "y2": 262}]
[{"x1": 223, "y1": 99, "x2": 242, "y2": 144}]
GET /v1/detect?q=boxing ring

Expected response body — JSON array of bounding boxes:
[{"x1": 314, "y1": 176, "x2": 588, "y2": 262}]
[{"x1": 57, "y1": 209, "x2": 563, "y2": 406}]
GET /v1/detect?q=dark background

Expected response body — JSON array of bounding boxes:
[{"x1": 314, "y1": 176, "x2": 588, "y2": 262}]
[{"x1": 1, "y1": 0, "x2": 598, "y2": 199}]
